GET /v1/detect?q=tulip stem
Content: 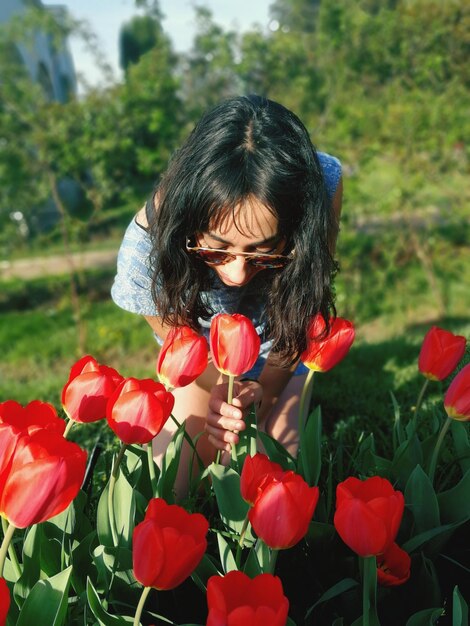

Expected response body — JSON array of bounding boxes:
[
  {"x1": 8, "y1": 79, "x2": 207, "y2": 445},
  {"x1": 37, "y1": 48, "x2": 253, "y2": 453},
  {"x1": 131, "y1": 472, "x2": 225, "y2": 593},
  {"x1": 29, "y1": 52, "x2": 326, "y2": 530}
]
[
  {"x1": 146, "y1": 442, "x2": 158, "y2": 495},
  {"x1": 236, "y1": 515, "x2": 250, "y2": 568},
  {"x1": 1, "y1": 518, "x2": 21, "y2": 579},
  {"x1": 298, "y1": 369, "x2": 315, "y2": 437},
  {"x1": 63, "y1": 418, "x2": 75, "y2": 439},
  {"x1": 268, "y1": 548, "x2": 279, "y2": 574},
  {"x1": 429, "y1": 416, "x2": 452, "y2": 484},
  {"x1": 361, "y1": 555, "x2": 379, "y2": 626},
  {"x1": 412, "y1": 378, "x2": 430, "y2": 426},
  {"x1": 0, "y1": 522, "x2": 17, "y2": 578},
  {"x1": 108, "y1": 442, "x2": 128, "y2": 545},
  {"x1": 228, "y1": 375, "x2": 239, "y2": 467},
  {"x1": 133, "y1": 586, "x2": 151, "y2": 626}
]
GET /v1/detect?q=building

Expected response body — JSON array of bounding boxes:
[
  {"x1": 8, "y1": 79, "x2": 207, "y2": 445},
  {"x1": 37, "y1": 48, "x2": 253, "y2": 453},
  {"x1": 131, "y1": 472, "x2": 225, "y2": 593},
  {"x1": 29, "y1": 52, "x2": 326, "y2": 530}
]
[{"x1": 0, "y1": 0, "x2": 76, "y2": 102}]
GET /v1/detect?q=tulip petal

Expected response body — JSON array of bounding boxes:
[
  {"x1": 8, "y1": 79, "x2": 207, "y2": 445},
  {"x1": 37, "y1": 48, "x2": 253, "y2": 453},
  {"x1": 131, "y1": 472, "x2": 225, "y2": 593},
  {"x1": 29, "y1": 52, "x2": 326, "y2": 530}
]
[{"x1": 334, "y1": 498, "x2": 389, "y2": 557}]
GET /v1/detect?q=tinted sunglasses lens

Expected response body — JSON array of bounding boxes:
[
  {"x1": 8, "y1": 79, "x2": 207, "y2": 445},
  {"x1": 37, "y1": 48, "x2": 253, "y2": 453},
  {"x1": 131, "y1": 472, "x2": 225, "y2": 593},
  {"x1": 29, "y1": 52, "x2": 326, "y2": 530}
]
[
  {"x1": 196, "y1": 249, "x2": 230, "y2": 265},
  {"x1": 248, "y1": 256, "x2": 288, "y2": 268}
]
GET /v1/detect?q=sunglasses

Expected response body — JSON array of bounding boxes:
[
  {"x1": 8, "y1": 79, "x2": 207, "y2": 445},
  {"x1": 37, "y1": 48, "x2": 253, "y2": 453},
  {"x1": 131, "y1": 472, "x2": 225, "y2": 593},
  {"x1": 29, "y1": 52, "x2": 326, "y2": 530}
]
[{"x1": 185, "y1": 237, "x2": 294, "y2": 269}]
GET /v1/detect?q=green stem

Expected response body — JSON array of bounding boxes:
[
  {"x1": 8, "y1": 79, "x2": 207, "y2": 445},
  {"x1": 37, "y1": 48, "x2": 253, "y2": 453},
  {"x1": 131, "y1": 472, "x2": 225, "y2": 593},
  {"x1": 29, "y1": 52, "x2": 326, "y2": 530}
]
[
  {"x1": 147, "y1": 442, "x2": 157, "y2": 496},
  {"x1": 1, "y1": 518, "x2": 21, "y2": 579},
  {"x1": 108, "y1": 442, "x2": 128, "y2": 545},
  {"x1": 429, "y1": 416, "x2": 452, "y2": 484},
  {"x1": 412, "y1": 378, "x2": 430, "y2": 427},
  {"x1": 268, "y1": 548, "x2": 279, "y2": 575},
  {"x1": 63, "y1": 418, "x2": 75, "y2": 439},
  {"x1": 0, "y1": 522, "x2": 17, "y2": 578},
  {"x1": 133, "y1": 586, "x2": 151, "y2": 626},
  {"x1": 298, "y1": 369, "x2": 315, "y2": 436},
  {"x1": 362, "y1": 555, "x2": 379, "y2": 626},
  {"x1": 235, "y1": 514, "x2": 250, "y2": 569},
  {"x1": 228, "y1": 376, "x2": 238, "y2": 465}
]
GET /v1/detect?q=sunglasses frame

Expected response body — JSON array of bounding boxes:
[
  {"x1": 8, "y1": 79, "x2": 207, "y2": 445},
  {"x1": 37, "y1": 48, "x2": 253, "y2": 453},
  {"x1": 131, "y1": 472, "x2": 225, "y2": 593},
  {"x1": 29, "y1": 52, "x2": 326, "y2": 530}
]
[{"x1": 185, "y1": 237, "x2": 294, "y2": 268}]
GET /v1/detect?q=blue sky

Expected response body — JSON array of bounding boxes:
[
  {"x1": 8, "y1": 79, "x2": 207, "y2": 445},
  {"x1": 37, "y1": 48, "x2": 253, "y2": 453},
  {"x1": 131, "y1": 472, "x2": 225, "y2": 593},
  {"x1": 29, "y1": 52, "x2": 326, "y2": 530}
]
[{"x1": 44, "y1": 0, "x2": 272, "y2": 88}]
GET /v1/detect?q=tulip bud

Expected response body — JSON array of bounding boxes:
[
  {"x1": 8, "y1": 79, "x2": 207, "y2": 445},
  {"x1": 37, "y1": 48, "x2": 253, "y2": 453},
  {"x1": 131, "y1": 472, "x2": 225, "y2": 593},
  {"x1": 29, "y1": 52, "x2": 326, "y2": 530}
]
[
  {"x1": 62, "y1": 355, "x2": 123, "y2": 423},
  {"x1": 0, "y1": 430, "x2": 87, "y2": 528},
  {"x1": 418, "y1": 326, "x2": 466, "y2": 381},
  {"x1": 444, "y1": 363, "x2": 470, "y2": 421},
  {"x1": 210, "y1": 313, "x2": 260, "y2": 376},
  {"x1": 107, "y1": 377, "x2": 174, "y2": 444},
  {"x1": 0, "y1": 577, "x2": 10, "y2": 626},
  {"x1": 156, "y1": 326, "x2": 208, "y2": 389},
  {"x1": 133, "y1": 498, "x2": 208, "y2": 590},
  {"x1": 376, "y1": 542, "x2": 411, "y2": 587},
  {"x1": 301, "y1": 315, "x2": 355, "y2": 372},
  {"x1": 334, "y1": 476, "x2": 405, "y2": 557},
  {"x1": 240, "y1": 453, "x2": 284, "y2": 506},
  {"x1": 206, "y1": 570, "x2": 289, "y2": 626},
  {"x1": 248, "y1": 470, "x2": 319, "y2": 549}
]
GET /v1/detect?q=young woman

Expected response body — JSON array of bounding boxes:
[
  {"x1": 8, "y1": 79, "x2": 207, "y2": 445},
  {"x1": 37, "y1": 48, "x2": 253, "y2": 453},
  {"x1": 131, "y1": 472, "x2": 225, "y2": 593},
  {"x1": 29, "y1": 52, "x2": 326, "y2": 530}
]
[{"x1": 111, "y1": 95, "x2": 342, "y2": 493}]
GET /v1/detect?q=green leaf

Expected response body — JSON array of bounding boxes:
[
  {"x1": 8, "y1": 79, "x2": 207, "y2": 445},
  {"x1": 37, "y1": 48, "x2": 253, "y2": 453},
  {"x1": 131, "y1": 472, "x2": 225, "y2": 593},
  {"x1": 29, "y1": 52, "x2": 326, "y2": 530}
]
[
  {"x1": 254, "y1": 539, "x2": 271, "y2": 572},
  {"x1": 405, "y1": 465, "x2": 440, "y2": 533},
  {"x1": 243, "y1": 546, "x2": 263, "y2": 577},
  {"x1": 451, "y1": 421, "x2": 470, "y2": 475},
  {"x1": 402, "y1": 518, "x2": 468, "y2": 553},
  {"x1": 16, "y1": 566, "x2": 72, "y2": 626},
  {"x1": 97, "y1": 470, "x2": 136, "y2": 549},
  {"x1": 286, "y1": 618, "x2": 297, "y2": 626},
  {"x1": 191, "y1": 554, "x2": 221, "y2": 593},
  {"x1": 298, "y1": 406, "x2": 322, "y2": 486},
  {"x1": 390, "y1": 390, "x2": 405, "y2": 450},
  {"x1": 438, "y1": 468, "x2": 470, "y2": 524},
  {"x1": 157, "y1": 419, "x2": 186, "y2": 503},
  {"x1": 86, "y1": 577, "x2": 134, "y2": 625},
  {"x1": 332, "y1": 619, "x2": 344, "y2": 626},
  {"x1": 405, "y1": 607, "x2": 444, "y2": 625},
  {"x1": 209, "y1": 463, "x2": 252, "y2": 537},
  {"x1": 13, "y1": 525, "x2": 42, "y2": 607},
  {"x1": 453, "y1": 585, "x2": 469, "y2": 626},
  {"x1": 257, "y1": 431, "x2": 296, "y2": 471},
  {"x1": 70, "y1": 530, "x2": 98, "y2": 596},
  {"x1": 305, "y1": 578, "x2": 359, "y2": 619},
  {"x1": 216, "y1": 532, "x2": 237, "y2": 574},
  {"x1": 391, "y1": 435, "x2": 424, "y2": 487},
  {"x1": 235, "y1": 404, "x2": 258, "y2": 468}
]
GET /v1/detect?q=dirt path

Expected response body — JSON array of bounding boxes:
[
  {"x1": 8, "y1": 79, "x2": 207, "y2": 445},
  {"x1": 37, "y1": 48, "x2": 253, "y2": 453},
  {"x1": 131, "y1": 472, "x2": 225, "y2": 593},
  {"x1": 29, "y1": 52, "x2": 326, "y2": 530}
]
[{"x1": 0, "y1": 249, "x2": 118, "y2": 281}]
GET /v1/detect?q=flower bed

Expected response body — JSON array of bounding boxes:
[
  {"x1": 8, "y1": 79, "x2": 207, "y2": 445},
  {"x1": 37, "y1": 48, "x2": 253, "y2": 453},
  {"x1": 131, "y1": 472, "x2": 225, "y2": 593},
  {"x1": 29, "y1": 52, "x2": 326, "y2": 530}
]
[{"x1": 0, "y1": 320, "x2": 468, "y2": 625}]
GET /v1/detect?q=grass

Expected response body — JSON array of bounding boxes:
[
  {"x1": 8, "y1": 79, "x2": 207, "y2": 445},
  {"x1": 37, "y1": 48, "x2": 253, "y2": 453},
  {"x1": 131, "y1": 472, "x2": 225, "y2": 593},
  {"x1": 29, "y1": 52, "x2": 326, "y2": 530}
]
[{"x1": 1, "y1": 254, "x2": 469, "y2": 461}]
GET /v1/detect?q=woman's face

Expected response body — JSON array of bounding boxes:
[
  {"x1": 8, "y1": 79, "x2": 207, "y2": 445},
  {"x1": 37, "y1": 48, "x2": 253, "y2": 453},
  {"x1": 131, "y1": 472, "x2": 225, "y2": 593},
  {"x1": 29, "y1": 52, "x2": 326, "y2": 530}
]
[{"x1": 198, "y1": 198, "x2": 282, "y2": 287}]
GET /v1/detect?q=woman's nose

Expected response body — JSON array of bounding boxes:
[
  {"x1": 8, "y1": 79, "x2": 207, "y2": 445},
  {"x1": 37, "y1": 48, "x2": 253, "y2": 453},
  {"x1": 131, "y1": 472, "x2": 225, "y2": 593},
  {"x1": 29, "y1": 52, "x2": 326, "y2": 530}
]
[{"x1": 222, "y1": 255, "x2": 252, "y2": 285}]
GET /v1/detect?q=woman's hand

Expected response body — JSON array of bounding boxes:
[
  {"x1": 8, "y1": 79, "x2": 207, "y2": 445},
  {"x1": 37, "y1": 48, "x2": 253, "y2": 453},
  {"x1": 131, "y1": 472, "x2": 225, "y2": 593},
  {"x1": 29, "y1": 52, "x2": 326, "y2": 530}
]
[{"x1": 205, "y1": 380, "x2": 263, "y2": 452}]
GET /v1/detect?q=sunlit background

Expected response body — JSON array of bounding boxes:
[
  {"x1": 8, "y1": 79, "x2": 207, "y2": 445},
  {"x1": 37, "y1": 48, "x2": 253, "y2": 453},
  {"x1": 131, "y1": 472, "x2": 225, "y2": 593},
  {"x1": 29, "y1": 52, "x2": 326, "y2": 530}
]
[{"x1": 0, "y1": 0, "x2": 469, "y2": 433}]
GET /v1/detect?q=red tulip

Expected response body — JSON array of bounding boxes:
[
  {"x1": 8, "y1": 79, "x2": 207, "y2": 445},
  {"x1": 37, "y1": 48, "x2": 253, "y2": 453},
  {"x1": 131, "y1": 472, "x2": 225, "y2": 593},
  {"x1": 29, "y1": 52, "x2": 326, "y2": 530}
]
[
  {"x1": 248, "y1": 470, "x2": 319, "y2": 549},
  {"x1": 0, "y1": 430, "x2": 87, "y2": 528},
  {"x1": 0, "y1": 401, "x2": 66, "y2": 492},
  {"x1": 156, "y1": 326, "x2": 209, "y2": 389},
  {"x1": 210, "y1": 314, "x2": 261, "y2": 376},
  {"x1": 107, "y1": 378, "x2": 174, "y2": 444},
  {"x1": 133, "y1": 497, "x2": 208, "y2": 590},
  {"x1": 334, "y1": 476, "x2": 405, "y2": 557},
  {"x1": 206, "y1": 570, "x2": 289, "y2": 626},
  {"x1": 444, "y1": 363, "x2": 470, "y2": 421},
  {"x1": 300, "y1": 314, "x2": 355, "y2": 372},
  {"x1": 62, "y1": 355, "x2": 123, "y2": 423},
  {"x1": 376, "y1": 542, "x2": 411, "y2": 587},
  {"x1": 418, "y1": 326, "x2": 466, "y2": 381},
  {"x1": 0, "y1": 577, "x2": 10, "y2": 626},
  {"x1": 240, "y1": 453, "x2": 284, "y2": 506},
  {"x1": 0, "y1": 400, "x2": 65, "y2": 435}
]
